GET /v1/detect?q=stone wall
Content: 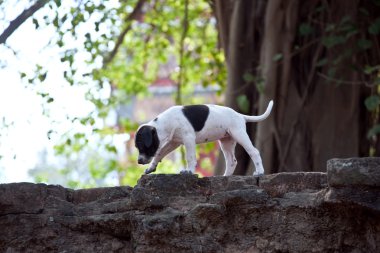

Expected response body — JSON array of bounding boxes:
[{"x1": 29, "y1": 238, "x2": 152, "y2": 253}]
[{"x1": 0, "y1": 157, "x2": 379, "y2": 252}]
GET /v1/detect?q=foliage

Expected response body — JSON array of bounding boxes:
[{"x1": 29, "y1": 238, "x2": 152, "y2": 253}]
[
  {"x1": 4, "y1": 0, "x2": 379, "y2": 184},
  {"x1": 295, "y1": 1, "x2": 380, "y2": 152},
  {"x1": 0, "y1": 0, "x2": 226, "y2": 187}
]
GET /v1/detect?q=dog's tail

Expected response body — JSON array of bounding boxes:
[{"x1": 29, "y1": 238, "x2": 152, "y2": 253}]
[{"x1": 241, "y1": 100, "x2": 273, "y2": 122}]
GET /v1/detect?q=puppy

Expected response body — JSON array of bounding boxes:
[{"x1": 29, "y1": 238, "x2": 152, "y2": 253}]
[{"x1": 135, "y1": 100, "x2": 273, "y2": 176}]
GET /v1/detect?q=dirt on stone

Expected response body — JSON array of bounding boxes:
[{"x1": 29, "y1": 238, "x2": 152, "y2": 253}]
[{"x1": 0, "y1": 157, "x2": 379, "y2": 253}]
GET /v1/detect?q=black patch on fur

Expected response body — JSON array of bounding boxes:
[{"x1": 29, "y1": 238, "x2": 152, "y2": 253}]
[
  {"x1": 182, "y1": 105, "x2": 209, "y2": 132},
  {"x1": 135, "y1": 125, "x2": 159, "y2": 157}
]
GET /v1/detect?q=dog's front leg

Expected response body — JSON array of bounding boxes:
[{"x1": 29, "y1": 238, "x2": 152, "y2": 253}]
[
  {"x1": 145, "y1": 142, "x2": 180, "y2": 174},
  {"x1": 181, "y1": 137, "x2": 197, "y2": 174},
  {"x1": 144, "y1": 164, "x2": 157, "y2": 174}
]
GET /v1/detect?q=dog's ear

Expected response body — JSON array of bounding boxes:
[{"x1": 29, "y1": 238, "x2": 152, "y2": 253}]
[
  {"x1": 142, "y1": 127, "x2": 153, "y2": 147},
  {"x1": 151, "y1": 127, "x2": 157, "y2": 139}
]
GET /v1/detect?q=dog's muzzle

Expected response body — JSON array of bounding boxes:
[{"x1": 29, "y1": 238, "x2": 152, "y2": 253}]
[
  {"x1": 138, "y1": 155, "x2": 151, "y2": 165},
  {"x1": 138, "y1": 157, "x2": 146, "y2": 164}
]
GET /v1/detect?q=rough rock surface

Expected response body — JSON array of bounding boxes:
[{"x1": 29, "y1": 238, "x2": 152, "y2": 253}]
[
  {"x1": 1, "y1": 157, "x2": 379, "y2": 253},
  {"x1": 327, "y1": 157, "x2": 380, "y2": 187}
]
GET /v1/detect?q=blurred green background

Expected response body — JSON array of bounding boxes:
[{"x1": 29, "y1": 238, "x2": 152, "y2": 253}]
[{"x1": 0, "y1": 0, "x2": 379, "y2": 188}]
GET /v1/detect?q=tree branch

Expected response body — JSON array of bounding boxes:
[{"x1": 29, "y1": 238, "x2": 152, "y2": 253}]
[
  {"x1": 213, "y1": 0, "x2": 229, "y2": 59},
  {"x1": 176, "y1": 0, "x2": 189, "y2": 105},
  {"x1": 0, "y1": 0, "x2": 50, "y2": 45},
  {"x1": 102, "y1": 0, "x2": 146, "y2": 66}
]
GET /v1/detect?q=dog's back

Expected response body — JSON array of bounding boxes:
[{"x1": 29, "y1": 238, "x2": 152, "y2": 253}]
[{"x1": 148, "y1": 101, "x2": 273, "y2": 144}]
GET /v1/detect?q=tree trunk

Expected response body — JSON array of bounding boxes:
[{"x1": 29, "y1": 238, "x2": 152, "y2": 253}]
[
  {"x1": 213, "y1": 0, "x2": 375, "y2": 174},
  {"x1": 213, "y1": 0, "x2": 266, "y2": 175}
]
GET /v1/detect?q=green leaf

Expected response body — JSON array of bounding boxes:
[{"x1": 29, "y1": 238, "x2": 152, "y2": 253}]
[
  {"x1": 47, "y1": 129, "x2": 54, "y2": 140},
  {"x1": 54, "y1": 0, "x2": 62, "y2": 7},
  {"x1": 243, "y1": 72, "x2": 255, "y2": 83},
  {"x1": 67, "y1": 180, "x2": 80, "y2": 189},
  {"x1": 74, "y1": 133, "x2": 85, "y2": 139},
  {"x1": 344, "y1": 29, "x2": 359, "y2": 39},
  {"x1": 237, "y1": 95, "x2": 250, "y2": 113},
  {"x1": 256, "y1": 79, "x2": 265, "y2": 94},
  {"x1": 57, "y1": 40, "x2": 64, "y2": 47},
  {"x1": 368, "y1": 18, "x2": 380, "y2": 35},
  {"x1": 327, "y1": 67, "x2": 336, "y2": 78},
  {"x1": 106, "y1": 144, "x2": 117, "y2": 154},
  {"x1": 367, "y1": 124, "x2": 380, "y2": 138},
  {"x1": 37, "y1": 92, "x2": 49, "y2": 98},
  {"x1": 299, "y1": 23, "x2": 313, "y2": 36},
  {"x1": 273, "y1": 53, "x2": 283, "y2": 62},
  {"x1": 53, "y1": 16, "x2": 59, "y2": 27},
  {"x1": 375, "y1": 77, "x2": 380, "y2": 86},
  {"x1": 364, "y1": 65, "x2": 380, "y2": 75},
  {"x1": 53, "y1": 143, "x2": 66, "y2": 155},
  {"x1": 325, "y1": 24, "x2": 336, "y2": 32},
  {"x1": 365, "y1": 95, "x2": 380, "y2": 111},
  {"x1": 38, "y1": 72, "x2": 47, "y2": 82},
  {"x1": 316, "y1": 58, "x2": 328, "y2": 67},
  {"x1": 357, "y1": 39, "x2": 373, "y2": 50},
  {"x1": 32, "y1": 18, "x2": 39, "y2": 29},
  {"x1": 120, "y1": 119, "x2": 138, "y2": 131},
  {"x1": 322, "y1": 35, "x2": 345, "y2": 48},
  {"x1": 340, "y1": 15, "x2": 352, "y2": 25},
  {"x1": 47, "y1": 97, "x2": 54, "y2": 103}
]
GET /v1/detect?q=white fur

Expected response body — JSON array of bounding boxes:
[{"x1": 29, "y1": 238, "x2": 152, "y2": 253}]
[{"x1": 137, "y1": 100, "x2": 273, "y2": 176}]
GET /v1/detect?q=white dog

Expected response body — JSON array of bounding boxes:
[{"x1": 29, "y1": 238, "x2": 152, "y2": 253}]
[{"x1": 135, "y1": 100, "x2": 273, "y2": 176}]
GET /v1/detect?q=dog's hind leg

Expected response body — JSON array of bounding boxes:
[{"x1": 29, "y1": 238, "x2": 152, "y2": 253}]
[
  {"x1": 229, "y1": 129, "x2": 265, "y2": 176},
  {"x1": 219, "y1": 137, "x2": 237, "y2": 176}
]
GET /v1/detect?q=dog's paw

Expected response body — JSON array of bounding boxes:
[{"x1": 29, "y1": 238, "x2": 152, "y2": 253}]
[
  {"x1": 180, "y1": 170, "x2": 193, "y2": 175},
  {"x1": 145, "y1": 167, "x2": 156, "y2": 174},
  {"x1": 253, "y1": 163, "x2": 264, "y2": 177}
]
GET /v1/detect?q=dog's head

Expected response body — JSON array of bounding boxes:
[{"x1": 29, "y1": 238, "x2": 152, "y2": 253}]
[{"x1": 135, "y1": 125, "x2": 160, "y2": 164}]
